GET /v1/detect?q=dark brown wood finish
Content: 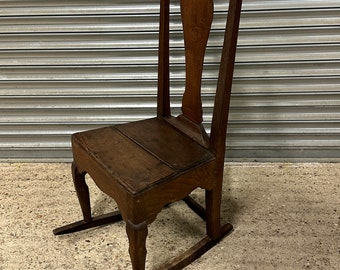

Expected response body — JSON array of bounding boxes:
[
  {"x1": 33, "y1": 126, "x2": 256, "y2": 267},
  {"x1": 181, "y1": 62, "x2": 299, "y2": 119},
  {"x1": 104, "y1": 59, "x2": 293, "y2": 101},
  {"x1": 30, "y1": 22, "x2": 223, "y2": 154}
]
[
  {"x1": 54, "y1": 1, "x2": 242, "y2": 269},
  {"x1": 157, "y1": 0, "x2": 170, "y2": 118},
  {"x1": 181, "y1": 0, "x2": 213, "y2": 124}
]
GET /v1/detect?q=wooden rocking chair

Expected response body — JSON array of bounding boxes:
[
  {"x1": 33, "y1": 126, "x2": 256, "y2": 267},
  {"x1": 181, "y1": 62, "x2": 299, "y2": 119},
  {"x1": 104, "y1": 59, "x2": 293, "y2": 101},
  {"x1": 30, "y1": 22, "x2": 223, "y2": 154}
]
[{"x1": 53, "y1": 0, "x2": 242, "y2": 269}]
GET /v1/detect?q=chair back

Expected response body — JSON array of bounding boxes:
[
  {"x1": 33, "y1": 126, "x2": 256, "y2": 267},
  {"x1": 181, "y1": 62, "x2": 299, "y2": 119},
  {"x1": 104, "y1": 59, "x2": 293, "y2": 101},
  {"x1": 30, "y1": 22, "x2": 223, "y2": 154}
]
[{"x1": 157, "y1": 0, "x2": 242, "y2": 161}]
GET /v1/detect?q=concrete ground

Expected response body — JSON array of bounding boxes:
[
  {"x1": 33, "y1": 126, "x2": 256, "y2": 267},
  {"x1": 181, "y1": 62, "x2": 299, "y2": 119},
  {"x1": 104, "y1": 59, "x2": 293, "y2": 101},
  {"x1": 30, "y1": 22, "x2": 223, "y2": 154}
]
[{"x1": 0, "y1": 162, "x2": 339, "y2": 270}]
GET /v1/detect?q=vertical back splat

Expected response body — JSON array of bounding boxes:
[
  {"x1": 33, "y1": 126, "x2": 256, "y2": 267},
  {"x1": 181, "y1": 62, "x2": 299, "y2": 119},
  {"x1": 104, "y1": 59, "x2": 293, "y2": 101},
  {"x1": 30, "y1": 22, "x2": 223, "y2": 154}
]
[{"x1": 180, "y1": 0, "x2": 214, "y2": 124}]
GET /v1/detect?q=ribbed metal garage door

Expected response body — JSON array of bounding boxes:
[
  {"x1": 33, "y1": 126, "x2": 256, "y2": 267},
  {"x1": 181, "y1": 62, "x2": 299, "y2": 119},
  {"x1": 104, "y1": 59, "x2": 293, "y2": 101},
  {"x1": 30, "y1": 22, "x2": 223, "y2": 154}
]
[{"x1": 1, "y1": 0, "x2": 340, "y2": 162}]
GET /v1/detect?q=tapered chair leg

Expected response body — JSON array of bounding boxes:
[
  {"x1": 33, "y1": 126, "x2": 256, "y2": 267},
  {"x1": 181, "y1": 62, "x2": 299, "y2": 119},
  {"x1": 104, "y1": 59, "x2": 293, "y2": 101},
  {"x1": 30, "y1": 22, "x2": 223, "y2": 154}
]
[
  {"x1": 72, "y1": 162, "x2": 92, "y2": 222},
  {"x1": 53, "y1": 162, "x2": 124, "y2": 235},
  {"x1": 126, "y1": 220, "x2": 148, "y2": 270}
]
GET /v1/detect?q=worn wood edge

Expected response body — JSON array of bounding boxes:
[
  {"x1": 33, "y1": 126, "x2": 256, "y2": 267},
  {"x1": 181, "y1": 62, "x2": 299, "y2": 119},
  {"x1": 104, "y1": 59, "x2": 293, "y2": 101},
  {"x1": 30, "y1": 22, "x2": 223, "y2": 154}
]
[
  {"x1": 156, "y1": 223, "x2": 233, "y2": 270},
  {"x1": 53, "y1": 210, "x2": 122, "y2": 235}
]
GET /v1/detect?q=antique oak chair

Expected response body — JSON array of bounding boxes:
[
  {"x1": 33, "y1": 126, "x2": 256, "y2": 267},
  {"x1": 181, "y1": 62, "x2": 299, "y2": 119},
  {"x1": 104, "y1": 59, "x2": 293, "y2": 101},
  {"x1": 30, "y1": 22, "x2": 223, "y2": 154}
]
[{"x1": 53, "y1": 0, "x2": 242, "y2": 269}]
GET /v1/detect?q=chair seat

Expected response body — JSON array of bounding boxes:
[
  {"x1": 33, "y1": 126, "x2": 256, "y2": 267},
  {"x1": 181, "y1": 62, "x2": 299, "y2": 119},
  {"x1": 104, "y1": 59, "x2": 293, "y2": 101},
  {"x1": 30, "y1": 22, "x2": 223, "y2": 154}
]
[{"x1": 72, "y1": 118, "x2": 215, "y2": 195}]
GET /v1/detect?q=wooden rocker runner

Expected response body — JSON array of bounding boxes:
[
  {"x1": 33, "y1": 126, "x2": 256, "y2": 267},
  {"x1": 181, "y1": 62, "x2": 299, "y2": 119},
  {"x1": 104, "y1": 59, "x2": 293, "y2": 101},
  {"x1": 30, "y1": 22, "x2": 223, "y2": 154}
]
[{"x1": 53, "y1": 0, "x2": 243, "y2": 269}]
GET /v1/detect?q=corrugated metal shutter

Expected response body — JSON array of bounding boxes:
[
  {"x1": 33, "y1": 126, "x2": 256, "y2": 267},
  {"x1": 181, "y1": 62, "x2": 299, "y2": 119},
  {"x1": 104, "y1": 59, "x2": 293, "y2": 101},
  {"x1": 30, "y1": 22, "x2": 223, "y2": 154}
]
[
  {"x1": 228, "y1": 0, "x2": 340, "y2": 161},
  {"x1": 0, "y1": 0, "x2": 161, "y2": 161},
  {"x1": 1, "y1": 0, "x2": 340, "y2": 162}
]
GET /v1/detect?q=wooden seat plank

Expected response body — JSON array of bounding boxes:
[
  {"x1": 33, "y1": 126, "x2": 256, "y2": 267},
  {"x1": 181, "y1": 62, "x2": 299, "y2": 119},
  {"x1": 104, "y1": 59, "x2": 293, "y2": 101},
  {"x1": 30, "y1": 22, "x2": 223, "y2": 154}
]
[
  {"x1": 117, "y1": 118, "x2": 214, "y2": 171},
  {"x1": 72, "y1": 126, "x2": 175, "y2": 194}
]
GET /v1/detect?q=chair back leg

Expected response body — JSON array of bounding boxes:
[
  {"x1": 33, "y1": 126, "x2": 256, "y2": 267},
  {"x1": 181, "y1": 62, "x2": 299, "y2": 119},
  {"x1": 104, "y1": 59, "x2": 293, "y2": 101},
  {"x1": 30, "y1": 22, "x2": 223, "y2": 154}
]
[{"x1": 205, "y1": 182, "x2": 223, "y2": 239}]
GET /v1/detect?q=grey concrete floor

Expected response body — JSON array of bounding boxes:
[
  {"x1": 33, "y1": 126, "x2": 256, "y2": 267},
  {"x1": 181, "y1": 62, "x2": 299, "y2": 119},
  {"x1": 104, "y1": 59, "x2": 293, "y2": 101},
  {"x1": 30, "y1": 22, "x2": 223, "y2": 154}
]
[{"x1": 0, "y1": 163, "x2": 339, "y2": 270}]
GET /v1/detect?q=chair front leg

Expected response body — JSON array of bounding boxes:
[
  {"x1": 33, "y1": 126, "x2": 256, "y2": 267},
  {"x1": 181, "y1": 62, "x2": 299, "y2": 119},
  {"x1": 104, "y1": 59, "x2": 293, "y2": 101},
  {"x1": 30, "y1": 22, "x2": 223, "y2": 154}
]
[
  {"x1": 72, "y1": 162, "x2": 92, "y2": 222},
  {"x1": 126, "y1": 220, "x2": 148, "y2": 270},
  {"x1": 53, "y1": 162, "x2": 124, "y2": 235}
]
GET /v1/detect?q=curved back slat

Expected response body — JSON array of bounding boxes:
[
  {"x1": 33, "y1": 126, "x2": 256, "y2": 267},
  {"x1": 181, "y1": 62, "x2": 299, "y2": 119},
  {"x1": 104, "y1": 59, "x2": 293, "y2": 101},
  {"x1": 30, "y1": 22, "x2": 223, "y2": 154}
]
[{"x1": 180, "y1": 0, "x2": 214, "y2": 124}]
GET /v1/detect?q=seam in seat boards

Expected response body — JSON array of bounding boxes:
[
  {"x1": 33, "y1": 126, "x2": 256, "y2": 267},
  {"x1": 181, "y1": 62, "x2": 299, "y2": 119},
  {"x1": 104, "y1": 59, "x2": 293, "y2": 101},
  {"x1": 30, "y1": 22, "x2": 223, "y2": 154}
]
[{"x1": 115, "y1": 119, "x2": 215, "y2": 172}]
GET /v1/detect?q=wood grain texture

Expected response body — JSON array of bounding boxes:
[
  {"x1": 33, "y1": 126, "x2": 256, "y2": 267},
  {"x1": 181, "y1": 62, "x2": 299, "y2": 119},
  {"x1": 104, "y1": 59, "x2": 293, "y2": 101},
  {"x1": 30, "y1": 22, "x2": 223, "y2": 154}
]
[
  {"x1": 72, "y1": 126, "x2": 174, "y2": 195},
  {"x1": 180, "y1": 0, "x2": 214, "y2": 124},
  {"x1": 117, "y1": 118, "x2": 214, "y2": 170}
]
